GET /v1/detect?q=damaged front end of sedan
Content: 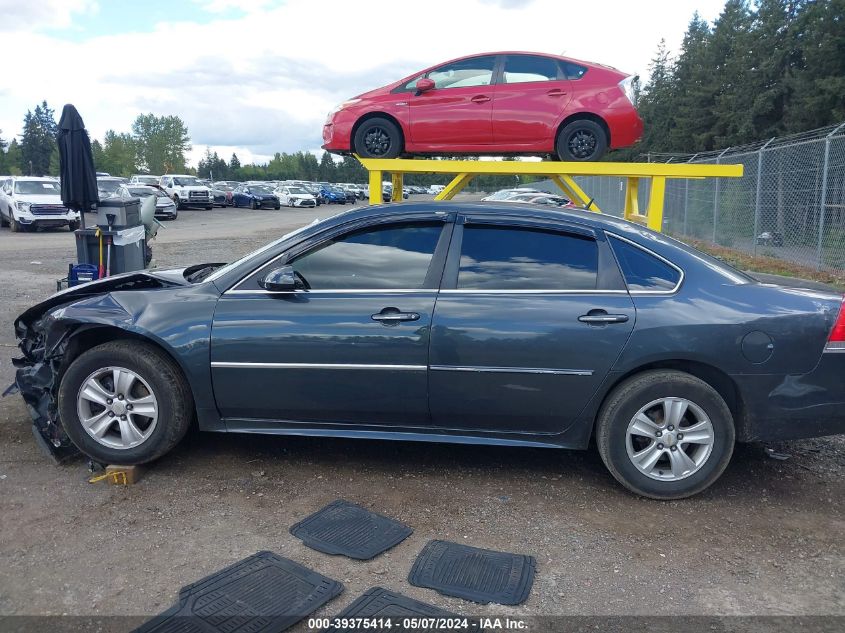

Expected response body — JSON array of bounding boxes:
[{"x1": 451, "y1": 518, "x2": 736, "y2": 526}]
[{"x1": 6, "y1": 272, "x2": 190, "y2": 461}]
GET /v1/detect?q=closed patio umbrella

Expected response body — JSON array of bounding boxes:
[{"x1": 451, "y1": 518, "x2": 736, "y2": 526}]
[{"x1": 57, "y1": 104, "x2": 99, "y2": 230}]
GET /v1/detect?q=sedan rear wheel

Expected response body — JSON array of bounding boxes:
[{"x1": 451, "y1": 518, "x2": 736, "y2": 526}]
[
  {"x1": 58, "y1": 340, "x2": 193, "y2": 464},
  {"x1": 556, "y1": 120, "x2": 607, "y2": 161},
  {"x1": 596, "y1": 370, "x2": 735, "y2": 499}
]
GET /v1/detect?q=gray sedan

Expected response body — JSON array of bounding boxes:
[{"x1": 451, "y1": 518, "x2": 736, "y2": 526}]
[{"x1": 11, "y1": 202, "x2": 845, "y2": 498}]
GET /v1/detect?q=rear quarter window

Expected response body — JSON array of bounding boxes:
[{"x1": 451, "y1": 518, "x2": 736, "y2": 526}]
[{"x1": 609, "y1": 235, "x2": 681, "y2": 292}]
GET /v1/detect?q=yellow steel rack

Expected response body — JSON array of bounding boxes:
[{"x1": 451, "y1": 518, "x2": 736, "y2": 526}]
[{"x1": 356, "y1": 156, "x2": 744, "y2": 232}]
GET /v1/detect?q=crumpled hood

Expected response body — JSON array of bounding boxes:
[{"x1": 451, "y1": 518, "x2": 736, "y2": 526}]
[{"x1": 14, "y1": 268, "x2": 196, "y2": 330}]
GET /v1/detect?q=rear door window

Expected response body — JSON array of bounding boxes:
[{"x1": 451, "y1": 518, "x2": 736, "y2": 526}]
[
  {"x1": 502, "y1": 55, "x2": 561, "y2": 84},
  {"x1": 608, "y1": 235, "x2": 681, "y2": 291},
  {"x1": 457, "y1": 225, "x2": 598, "y2": 290}
]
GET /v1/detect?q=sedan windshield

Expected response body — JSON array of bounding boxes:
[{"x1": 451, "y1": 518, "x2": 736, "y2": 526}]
[
  {"x1": 14, "y1": 180, "x2": 60, "y2": 195},
  {"x1": 288, "y1": 187, "x2": 308, "y2": 195},
  {"x1": 251, "y1": 186, "x2": 273, "y2": 194}
]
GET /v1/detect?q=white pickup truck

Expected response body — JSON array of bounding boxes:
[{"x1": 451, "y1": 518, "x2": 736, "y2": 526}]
[
  {"x1": 159, "y1": 174, "x2": 213, "y2": 210},
  {"x1": 0, "y1": 176, "x2": 80, "y2": 232}
]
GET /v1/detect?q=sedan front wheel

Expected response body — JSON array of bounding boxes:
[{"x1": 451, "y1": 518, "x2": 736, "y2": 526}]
[
  {"x1": 58, "y1": 341, "x2": 193, "y2": 464},
  {"x1": 596, "y1": 370, "x2": 735, "y2": 499}
]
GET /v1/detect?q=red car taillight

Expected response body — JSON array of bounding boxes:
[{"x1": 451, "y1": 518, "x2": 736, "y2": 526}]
[{"x1": 825, "y1": 297, "x2": 845, "y2": 351}]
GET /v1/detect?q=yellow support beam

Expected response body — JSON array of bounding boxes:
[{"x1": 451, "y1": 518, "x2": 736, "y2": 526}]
[
  {"x1": 368, "y1": 169, "x2": 382, "y2": 206},
  {"x1": 646, "y1": 176, "x2": 666, "y2": 232},
  {"x1": 624, "y1": 177, "x2": 640, "y2": 220},
  {"x1": 548, "y1": 174, "x2": 601, "y2": 212},
  {"x1": 435, "y1": 173, "x2": 476, "y2": 200},
  {"x1": 391, "y1": 173, "x2": 404, "y2": 202},
  {"x1": 354, "y1": 155, "x2": 744, "y2": 233}
]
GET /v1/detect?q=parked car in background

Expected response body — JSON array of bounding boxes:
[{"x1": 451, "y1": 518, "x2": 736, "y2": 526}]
[
  {"x1": 209, "y1": 185, "x2": 229, "y2": 207},
  {"x1": 15, "y1": 202, "x2": 845, "y2": 499},
  {"x1": 274, "y1": 185, "x2": 317, "y2": 208},
  {"x1": 323, "y1": 51, "x2": 642, "y2": 162},
  {"x1": 0, "y1": 177, "x2": 80, "y2": 232},
  {"x1": 97, "y1": 176, "x2": 125, "y2": 199},
  {"x1": 428, "y1": 184, "x2": 446, "y2": 195},
  {"x1": 213, "y1": 183, "x2": 236, "y2": 206},
  {"x1": 160, "y1": 175, "x2": 213, "y2": 210},
  {"x1": 481, "y1": 188, "x2": 542, "y2": 201},
  {"x1": 129, "y1": 175, "x2": 161, "y2": 186},
  {"x1": 320, "y1": 185, "x2": 348, "y2": 204},
  {"x1": 508, "y1": 192, "x2": 574, "y2": 207},
  {"x1": 118, "y1": 184, "x2": 178, "y2": 220},
  {"x1": 232, "y1": 184, "x2": 281, "y2": 209},
  {"x1": 301, "y1": 183, "x2": 324, "y2": 205}
]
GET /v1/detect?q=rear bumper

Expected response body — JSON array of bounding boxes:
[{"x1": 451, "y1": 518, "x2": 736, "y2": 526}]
[
  {"x1": 732, "y1": 354, "x2": 845, "y2": 442},
  {"x1": 605, "y1": 107, "x2": 644, "y2": 149}
]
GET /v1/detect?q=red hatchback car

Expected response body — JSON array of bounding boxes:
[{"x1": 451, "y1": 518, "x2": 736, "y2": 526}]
[{"x1": 323, "y1": 51, "x2": 642, "y2": 162}]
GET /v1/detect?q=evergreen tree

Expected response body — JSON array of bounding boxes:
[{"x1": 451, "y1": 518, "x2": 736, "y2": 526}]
[
  {"x1": 786, "y1": 0, "x2": 845, "y2": 131},
  {"x1": 6, "y1": 139, "x2": 23, "y2": 175},
  {"x1": 318, "y1": 151, "x2": 335, "y2": 181},
  {"x1": 633, "y1": 40, "x2": 677, "y2": 154},
  {"x1": 669, "y1": 13, "x2": 715, "y2": 151},
  {"x1": 709, "y1": 0, "x2": 755, "y2": 146},
  {"x1": 229, "y1": 152, "x2": 241, "y2": 177},
  {"x1": 20, "y1": 101, "x2": 58, "y2": 176}
]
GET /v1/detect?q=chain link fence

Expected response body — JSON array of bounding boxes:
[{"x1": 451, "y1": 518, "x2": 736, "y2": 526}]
[{"x1": 561, "y1": 123, "x2": 845, "y2": 273}]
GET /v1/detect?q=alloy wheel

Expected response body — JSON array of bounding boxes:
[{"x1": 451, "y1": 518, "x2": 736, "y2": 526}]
[
  {"x1": 364, "y1": 126, "x2": 392, "y2": 156},
  {"x1": 625, "y1": 397, "x2": 715, "y2": 481},
  {"x1": 568, "y1": 130, "x2": 598, "y2": 159},
  {"x1": 76, "y1": 366, "x2": 159, "y2": 449}
]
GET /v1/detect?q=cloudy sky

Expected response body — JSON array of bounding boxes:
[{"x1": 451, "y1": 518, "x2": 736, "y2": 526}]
[{"x1": 0, "y1": 0, "x2": 726, "y2": 167}]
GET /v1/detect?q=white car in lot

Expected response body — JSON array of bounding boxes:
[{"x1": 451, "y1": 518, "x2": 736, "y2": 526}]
[
  {"x1": 129, "y1": 174, "x2": 161, "y2": 186},
  {"x1": 274, "y1": 185, "x2": 317, "y2": 208},
  {"x1": 0, "y1": 176, "x2": 80, "y2": 232},
  {"x1": 160, "y1": 174, "x2": 213, "y2": 210}
]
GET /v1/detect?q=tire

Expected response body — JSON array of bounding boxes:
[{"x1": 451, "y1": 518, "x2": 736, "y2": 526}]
[
  {"x1": 57, "y1": 340, "x2": 193, "y2": 465},
  {"x1": 0, "y1": 211, "x2": 8, "y2": 227},
  {"x1": 274, "y1": 205, "x2": 281, "y2": 210},
  {"x1": 173, "y1": 195, "x2": 183, "y2": 210},
  {"x1": 68, "y1": 220, "x2": 80, "y2": 231},
  {"x1": 353, "y1": 116, "x2": 402, "y2": 158},
  {"x1": 205, "y1": 205, "x2": 213, "y2": 210},
  {"x1": 555, "y1": 119, "x2": 608, "y2": 162},
  {"x1": 10, "y1": 210, "x2": 22, "y2": 233},
  {"x1": 251, "y1": 199, "x2": 259, "y2": 210},
  {"x1": 595, "y1": 370, "x2": 735, "y2": 500}
]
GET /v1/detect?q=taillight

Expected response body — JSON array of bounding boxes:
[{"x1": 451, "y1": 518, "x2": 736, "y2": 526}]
[{"x1": 825, "y1": 297, "x2": 845, "y2": 351}]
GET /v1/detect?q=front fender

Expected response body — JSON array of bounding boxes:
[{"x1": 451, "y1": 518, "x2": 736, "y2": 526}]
[{"x1": 11, "y1": 284, "x2": 220, "y2": 455}]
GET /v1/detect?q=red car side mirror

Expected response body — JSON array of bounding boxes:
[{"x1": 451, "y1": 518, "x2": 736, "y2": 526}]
[{"x1": 416, "y1": 78, "x2": 435, "y2": 93}]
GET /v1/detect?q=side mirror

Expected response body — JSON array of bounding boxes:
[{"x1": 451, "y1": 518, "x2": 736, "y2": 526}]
[
  {"x1": 258, "y1": 266, "x2": 298, "y2": 292},
  {"x1": 416, "y1": 78, "x2": 435, "y2": 93}
]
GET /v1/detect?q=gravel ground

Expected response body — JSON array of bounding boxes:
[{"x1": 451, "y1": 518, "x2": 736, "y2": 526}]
[{"x1": 0, "y1": 199, "x2": 842, "y2": 629}]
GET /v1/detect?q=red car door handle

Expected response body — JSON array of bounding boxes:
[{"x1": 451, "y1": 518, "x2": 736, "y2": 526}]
[
  {"x1": 547, "y1": 89, "x2": 568, "y2": 97},
  {"x1": 470, "y1": 95, "x2": 491, "y2": 104}
]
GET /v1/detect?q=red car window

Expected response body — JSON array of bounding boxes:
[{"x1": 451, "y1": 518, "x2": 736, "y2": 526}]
[
  {"x1": 502, "y1": 55, "x2": 560, "y2": 84},
  {"x1": 427, "y1": 56, "x2": 497, "y2": 90}
]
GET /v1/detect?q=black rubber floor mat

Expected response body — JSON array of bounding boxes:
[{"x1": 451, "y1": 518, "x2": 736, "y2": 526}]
[
  {"x1": 325, "y1": 587, "x2": 470, "y2": 632},
  {"x1": 133, "y1": 551, "x2": 343, "y2": 633},
  {"x1": 290, "y1": 499, "x2": 413, "y2": 560},
  {"x1": 408, "y1": 540, "x2": 535, "y2": 605}
]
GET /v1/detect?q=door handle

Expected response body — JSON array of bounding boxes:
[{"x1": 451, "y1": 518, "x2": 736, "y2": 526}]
[
  {"x1": 546, "y1": 89, "x2": 567, "y2": 97},
  {"x1": 371, "y1": 308, "x2": 420, "y2": 323},
  {"x1": 470, "y1": 95, "x2": 491, "y2": 104},
  {"x1": 578, "y1": 311, "x2": 629, "y2": 324}
]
